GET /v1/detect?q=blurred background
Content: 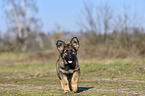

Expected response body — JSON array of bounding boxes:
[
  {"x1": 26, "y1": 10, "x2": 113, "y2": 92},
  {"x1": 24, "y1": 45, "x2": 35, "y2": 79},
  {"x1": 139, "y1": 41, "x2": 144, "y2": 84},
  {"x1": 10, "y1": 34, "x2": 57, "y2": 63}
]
[{"x1": 0, "y1": 0, "x2": 145, "y2": 59}]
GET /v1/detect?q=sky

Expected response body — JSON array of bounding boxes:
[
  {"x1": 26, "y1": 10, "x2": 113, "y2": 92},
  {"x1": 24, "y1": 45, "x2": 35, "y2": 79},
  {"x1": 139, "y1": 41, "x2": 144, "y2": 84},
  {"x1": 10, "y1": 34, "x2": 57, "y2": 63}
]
[{"x1": 0, "y1": 0, "x2": 145, "y2": 33}]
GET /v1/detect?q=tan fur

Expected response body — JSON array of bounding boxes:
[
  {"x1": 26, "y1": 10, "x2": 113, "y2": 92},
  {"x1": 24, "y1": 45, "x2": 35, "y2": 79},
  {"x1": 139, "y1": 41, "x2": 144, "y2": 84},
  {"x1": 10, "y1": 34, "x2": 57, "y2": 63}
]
[
  {"x1": 60, "y1": 74, "x2": 70, "y2": 92},
  {"x1": 56, "y1": 37, "x2": 80, "y2": 93},
  {"x1": 71, "y1": 72, "x2": 79, "y2": 92}
]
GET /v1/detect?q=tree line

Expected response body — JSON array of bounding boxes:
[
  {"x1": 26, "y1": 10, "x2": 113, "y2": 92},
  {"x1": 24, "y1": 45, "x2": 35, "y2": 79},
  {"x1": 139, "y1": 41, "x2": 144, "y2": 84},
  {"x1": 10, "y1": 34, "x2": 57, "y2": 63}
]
[{"x1": 0, "y1": 0, "x2": 145, "y2": 58}]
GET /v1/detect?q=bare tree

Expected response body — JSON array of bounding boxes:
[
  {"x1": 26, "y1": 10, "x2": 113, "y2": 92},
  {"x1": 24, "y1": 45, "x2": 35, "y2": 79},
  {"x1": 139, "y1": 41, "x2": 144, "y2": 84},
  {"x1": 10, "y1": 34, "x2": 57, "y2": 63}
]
[
  {"x1": 77, "y1": 1, "x2": 99, "y2": 45},
  {"x1": 3, "y1": 0, "x2": 41, "y2": 51},
  {"x1": 82, "y1": 1, "x2": 96, "y2": 33},
  {"x1": 114, "y1": 5, "x2": 142, "y2": 49},
  {"x1": 96, "y1": 3, "x2": 114, "y2": 41},
  {"x1": 78, "y1": 1, "x2": 114, "y2": 43}
]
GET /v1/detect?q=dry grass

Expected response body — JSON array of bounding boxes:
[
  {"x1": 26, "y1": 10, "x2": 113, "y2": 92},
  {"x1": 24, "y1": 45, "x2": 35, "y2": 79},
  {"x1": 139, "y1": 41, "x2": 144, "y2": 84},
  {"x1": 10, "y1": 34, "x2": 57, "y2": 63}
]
[{"x1": 0, "y1": 52, "x2": 145, "y2": 95}]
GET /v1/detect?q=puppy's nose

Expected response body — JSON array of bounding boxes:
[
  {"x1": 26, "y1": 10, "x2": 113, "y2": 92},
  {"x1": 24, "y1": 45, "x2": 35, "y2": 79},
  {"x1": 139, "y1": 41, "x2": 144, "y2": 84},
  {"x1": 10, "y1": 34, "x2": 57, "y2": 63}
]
[
  {"x1": 68, "y1": 54, "x2": 72, "y2": 59},
  {"x1": 69, "y1": 56, "x2": 72, "y2": 59}
]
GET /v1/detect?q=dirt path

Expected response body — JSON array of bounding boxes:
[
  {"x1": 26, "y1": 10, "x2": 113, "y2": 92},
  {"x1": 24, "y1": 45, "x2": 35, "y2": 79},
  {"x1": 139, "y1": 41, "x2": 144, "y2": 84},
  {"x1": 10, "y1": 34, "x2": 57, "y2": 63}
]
[{"x1": 0, "y1": 78, "x2": 144, "y2": 95}]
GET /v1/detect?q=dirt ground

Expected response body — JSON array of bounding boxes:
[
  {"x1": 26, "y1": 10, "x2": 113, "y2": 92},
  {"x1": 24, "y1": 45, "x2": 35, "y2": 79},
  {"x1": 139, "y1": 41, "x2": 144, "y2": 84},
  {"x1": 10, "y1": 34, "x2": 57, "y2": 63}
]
[{"x1": 0, "y1": 52, "x2": 145, "y2": 95}]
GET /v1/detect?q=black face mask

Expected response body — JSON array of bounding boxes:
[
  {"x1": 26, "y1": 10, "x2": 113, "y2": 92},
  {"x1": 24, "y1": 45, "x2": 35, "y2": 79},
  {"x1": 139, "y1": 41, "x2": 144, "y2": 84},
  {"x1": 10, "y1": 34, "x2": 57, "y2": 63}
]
[{"x1": 65, "y1": 51, "x2": 76, "y2": 64}]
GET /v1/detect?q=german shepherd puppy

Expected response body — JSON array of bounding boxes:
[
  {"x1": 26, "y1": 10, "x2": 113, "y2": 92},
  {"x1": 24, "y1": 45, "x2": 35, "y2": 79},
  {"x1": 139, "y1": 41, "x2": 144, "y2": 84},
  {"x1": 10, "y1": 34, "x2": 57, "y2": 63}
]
[{"x1": 56, "y1": 37, "x2": 80, "y2": 93}]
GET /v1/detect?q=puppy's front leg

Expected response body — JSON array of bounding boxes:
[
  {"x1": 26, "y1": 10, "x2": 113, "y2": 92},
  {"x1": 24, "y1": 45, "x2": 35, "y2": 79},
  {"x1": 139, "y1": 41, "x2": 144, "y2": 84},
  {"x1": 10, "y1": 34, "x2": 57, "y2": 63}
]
[
  {"x1": 60, "y1": 74, "x2": 70, "y2": 93},
  {"x1": 71, "y1": 71, "x2": 79, "y2": 92}
]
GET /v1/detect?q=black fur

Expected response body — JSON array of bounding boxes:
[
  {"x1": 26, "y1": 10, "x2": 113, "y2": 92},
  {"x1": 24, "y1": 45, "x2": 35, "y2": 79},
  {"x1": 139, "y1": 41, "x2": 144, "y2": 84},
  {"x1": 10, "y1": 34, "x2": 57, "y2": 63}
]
[{"x1": 56, "y1": 37, "x2": 80, "y2": 92}]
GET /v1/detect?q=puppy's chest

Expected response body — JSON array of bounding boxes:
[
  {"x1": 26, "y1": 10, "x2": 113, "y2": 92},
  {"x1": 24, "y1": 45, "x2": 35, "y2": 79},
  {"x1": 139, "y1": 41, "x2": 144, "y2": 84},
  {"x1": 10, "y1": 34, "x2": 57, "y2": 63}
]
[
  {"x1": 64, "y1": 63, "x2": 76, "y2": 70},
  {"x1": 59, "y1": 59, "x2": 76, "y2": 70},
  {"x1": 58, "y1": 59, "x2": 78, "y2": 74}
]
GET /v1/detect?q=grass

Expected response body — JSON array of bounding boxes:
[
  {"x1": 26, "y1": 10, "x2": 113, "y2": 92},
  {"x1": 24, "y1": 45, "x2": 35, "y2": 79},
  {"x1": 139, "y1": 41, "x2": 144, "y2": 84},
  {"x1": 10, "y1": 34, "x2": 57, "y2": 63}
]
[{"x1": 0, "y1": 52, "x2": 145, "y2": 96}]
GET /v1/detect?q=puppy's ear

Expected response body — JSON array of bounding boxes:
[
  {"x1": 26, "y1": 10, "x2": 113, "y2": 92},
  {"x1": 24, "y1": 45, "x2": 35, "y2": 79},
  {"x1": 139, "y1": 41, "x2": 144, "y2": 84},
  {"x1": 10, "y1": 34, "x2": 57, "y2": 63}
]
[
  {"x1": 56, "y1": 40, "x2": 66, "y2": 53},
  {"x1": 70, "y1": 37, "x2": 80, "y2": 51}
]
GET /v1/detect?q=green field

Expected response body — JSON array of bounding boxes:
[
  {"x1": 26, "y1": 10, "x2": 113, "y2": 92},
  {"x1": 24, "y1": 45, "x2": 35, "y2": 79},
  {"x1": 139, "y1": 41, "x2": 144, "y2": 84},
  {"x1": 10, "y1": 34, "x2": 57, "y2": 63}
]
[{"x1": 0, "y1": 52, "x2": 145, "y2": 96}]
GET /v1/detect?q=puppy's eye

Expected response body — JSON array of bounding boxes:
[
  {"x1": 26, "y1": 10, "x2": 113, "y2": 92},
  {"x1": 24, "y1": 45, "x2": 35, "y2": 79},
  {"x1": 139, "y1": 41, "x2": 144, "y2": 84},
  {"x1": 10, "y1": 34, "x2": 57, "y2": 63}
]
[{"x1": 72, "y1": 51, "x2": 75, "y2": 54}]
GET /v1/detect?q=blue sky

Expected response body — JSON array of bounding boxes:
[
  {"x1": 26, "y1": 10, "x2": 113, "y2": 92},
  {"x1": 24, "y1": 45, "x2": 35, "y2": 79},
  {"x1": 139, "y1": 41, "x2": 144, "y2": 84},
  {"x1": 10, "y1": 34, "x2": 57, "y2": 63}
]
[{"x1": 0, "y1": 0, "x2": 145, "y2": 33}]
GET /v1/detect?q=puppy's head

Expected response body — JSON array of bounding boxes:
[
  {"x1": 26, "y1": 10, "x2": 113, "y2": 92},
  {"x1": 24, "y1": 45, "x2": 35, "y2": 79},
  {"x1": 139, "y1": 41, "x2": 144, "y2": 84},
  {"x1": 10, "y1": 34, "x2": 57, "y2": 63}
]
[{"x1": 56, "y1": 37, "x2": 80, "y2": 64}]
